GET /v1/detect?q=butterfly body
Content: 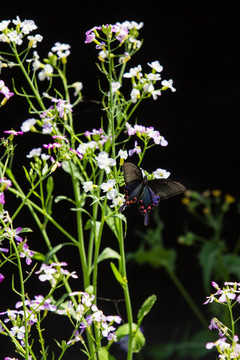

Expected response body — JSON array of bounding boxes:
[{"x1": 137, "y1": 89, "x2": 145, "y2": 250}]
[{"x1": 119, "y1": 162, "x2": 185, "y2": 226}]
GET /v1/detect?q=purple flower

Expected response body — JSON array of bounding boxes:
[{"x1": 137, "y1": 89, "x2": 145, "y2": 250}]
[
  {"x1": 51, "y1": 98, "x2": 72, "y2": 118},
  {"x1": 0, "y1": 178, "x2": 12, "y2": 191},
  {"x1": 10, "y1": 325, "x2": 25, "y2": 340},
  {"x1": 5, "y1": 227, "x2": 23, "y2": 242},
  {"x1": 52, "y1": 135, "x2": 69, "y2": 143},
  {"x1": 85, "y1": 26, "x2": 102, "y2": 44},
  {"x1": 0, "y1": 80, "x2": 14, "y2": 100},
  {"x1": 69, "y1": 148, "x2": 83, "y2": 159},
  {"x1": 19, "y1": 242, "x2": 35, "y2": 265},
  {"x1": 128, "y1": 141, "x2": 141, "y2": 156},
  {"x1": 0, "y1": 273, "x2": 4, "y2": 283},
  {"x1": 0, "y1": 192, "x2": 5, "y2": 205},
  {"x1": 3, "y1": 130, "x2": 23, "y2": 136}
]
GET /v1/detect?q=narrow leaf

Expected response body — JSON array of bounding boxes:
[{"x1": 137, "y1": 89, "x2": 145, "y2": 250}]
[
  {"x1": 137, "y1": 294, "x2": 157, "y2": 324},
  {"x1": 97, "y1": 247, "x2": 120, "y2": 263},
  {"x1": 110, "y1": 262, "x2": 125, "y2": 287},
  {"x1": 44, "y1": 242, "x2": 73, "y2": 264}
]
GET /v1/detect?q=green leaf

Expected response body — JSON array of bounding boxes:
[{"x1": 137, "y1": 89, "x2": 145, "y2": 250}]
[
  {"x1": 97, "y1": 347, "x2": 115, "y2": 360},
  {"x1": 44, "y1": 242, "x2": 73, "y2": 264},
  {"x1": 46, "y1": 175, "x2": 54, "y2": 194},
  {"x1": 222, "y1": 254, "x2": 240, "y2": 278},
  {"x1": 105, "y1": 206, "x2": 127, "y2": 240},
  {"x1": 84, "y1": 220, "x2": 101, "y2": 235},
  {"x1": 132, "y1": 246, "x2": 176, "y2": 272},
  {"x1": 132, "y1": 328, "x2": 146, "y2": 353},
  {"x1": 19, "y1": 227, "x2": 33, "y2": 233},
  {"x1": 105, "y1": 206, "x2": 119, "y2": 239},
  {"x1": 115, "y1": 323, "x2": 138, "y2": 339},
  {"x1": 198, "y1": 240, "x2": 225, "y2": 292},
  {"x1": 110, "y1": 262, "x2": 126, "y2": 288},
  {"x1": 32, "y1": 251, "x2": 45, "y2": 261},
  {"x1": 98, "y1": 247, "x2": 120, "y2": 263},
  {"x1": 54, "y1": 195, "x2": 75, "y2": 204},
  {"x1": 115, "y1": 323, "x2": 145, "y2": 353},
  {"x1": 61, "y1": 160, "x2": 84, "y2": 181},
  {"x1": 137, "y1": 294, "x2": 157, "y2": 324}
]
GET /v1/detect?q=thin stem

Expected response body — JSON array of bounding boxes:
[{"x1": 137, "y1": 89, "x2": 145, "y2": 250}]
[
  {"x1": 165, "y1": 267, "x2": 208, "y2": 328},
  {"x1": 12, "y1": 43, "x2": 45, "y2": 111},
  {"x1": 118, "y1": 221, "x2": 133, "y2": 360}
]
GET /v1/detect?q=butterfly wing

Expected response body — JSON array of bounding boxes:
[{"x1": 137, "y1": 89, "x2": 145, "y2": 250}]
[
  {"x1": 137, "y1": 179, "x2": 185, "y2": 225},
  {"x1": 122, "y1": 162, "x2": 143, "y2": 184},
  {"x1": 147, "y1": 179, "x2": 186, "y2": 200},
  {"x1": 119, "y1": 162, "x2": 186, "y2": 226},
  {"x1": 119, "y1": 162, "x2": 144, "y2": 212}
]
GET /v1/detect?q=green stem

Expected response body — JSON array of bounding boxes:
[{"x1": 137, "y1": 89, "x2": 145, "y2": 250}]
[
  {"x1": 118, "y1": 221, "x2": 133, "y2": 360},
  {"x1": 165, "y1": 267, "x2": 208, "y2": 328},
  {"x1": 12, "y1": 44, "x2": 45, "y2": 111},
  {"x1": 10, "y1": 233, "x2": 30, "y2": 359}
]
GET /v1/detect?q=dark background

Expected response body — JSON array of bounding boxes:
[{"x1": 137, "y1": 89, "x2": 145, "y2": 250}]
[{"x1": 1, "y1": 1, "x2": 239, "y2": 359}]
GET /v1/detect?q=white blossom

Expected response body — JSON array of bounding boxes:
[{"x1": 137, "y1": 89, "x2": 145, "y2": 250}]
[{"x1": 153, "y1": 168, "x2": 170, "y2": 179}]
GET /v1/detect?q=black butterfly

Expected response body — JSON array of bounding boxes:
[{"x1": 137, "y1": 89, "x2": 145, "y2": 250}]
[{"x1": 119, "y1": 162, "x2": 186, "y2": 226}]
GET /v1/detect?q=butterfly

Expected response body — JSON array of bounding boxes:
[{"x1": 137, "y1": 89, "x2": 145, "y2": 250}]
[{"x1": 119, "y1": 162, "x2": 186, "y2": 226}]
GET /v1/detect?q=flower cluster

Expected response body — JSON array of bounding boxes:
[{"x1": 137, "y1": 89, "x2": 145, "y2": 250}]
[
  {"x1": 0, "y1": 295, "x2": 57, "y2": 348},
  {"x1": 35, "y1": 261, "x2": 78, "y2": 287},
  {"x1": 205, "y1": 282, "x2": 240, "y2": 359},
  {"x1": 204, "y1": 281, "x2": 240, "y2": 305},
  {"x1": 126, "y1": 122, "x2": 168, "y2": 148},
  {"x1": 58, "y1": 291, "x2": 122, "y2": 343},
  {"x1": 0, "y1": 17, "x2": 41, "y2": 47},
  {"x1": 85, "y1": 21, "x2": 143, "y2": 47},
  {"x1": 123, "y1": 61, "x2": 176, "y2": 103},
  {"x1": 83, "y1": 177, "x2": 124, "y2": 209}
]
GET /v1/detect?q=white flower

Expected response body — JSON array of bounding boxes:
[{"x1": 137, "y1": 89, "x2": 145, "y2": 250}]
[
  {"x1": 38, "y1": 64, "x2": 53, "y2": 81},
  {"x1": 101, "y1": 179, "x2": 117, "y2": 200},
  {"x1": 95, "y1": 152, "x2": 116, "y2": 174},
  {"x1": 147, "y1": 61, "x2": 163, "y2": 73},
  {"x1": 153, "y1": 168, "x2": 170, "y2": 179},
  {"x1": 0, "y1": 33, "x2": 9, "y2": 43},
  {"x1": 26, "y1": 51, "x2": 41, "y2": 71},
  {"x1": 7, "y1": 30, "x2": 23, "y2": 45},
  {"x1": 72, "y1": 81, "x2": 83, "y2": 96},
  {"x1": 146, "y1": 73, "x2": 161, "y2": 81},
  {"x1": 41, "y1": 153, "x2": 50, "y2": 161},
  {"x1": 21, "y1": 19, "x2": 38, "y2": 34},
  {"x1": 146, "y1": 83, "x2": 161, "y2": 100},
  {"x1": 27, "y1": 34, "x2": 43, "y2": 48},
  {"x1": 26, "y1": 147, "x2": 42, "y2": 158},
  {"x1": 110, "y1": 195, "x2": 125, "y2": 208},
  {"x1": 161, "y1": 79, "x2": 176, "y2": 92},
  {"x1": 20, "y1": 118, "x2": 37, "y2": 132},
  {"x1": 77, "y1": 141, "x2": 97, "y2": 155},
  {"x1": 120, "y1": 21, "x2": 144, "y2": 30},
  {"x1": 123, "y1": 65, "x2": 142, "y2": 79},
  {"x1": 130, "y1": 88, "x2": 140, "y2": 103},
  {"x1": 51, "y1": 42, "x2": 71, "y2": 59},
  {"x1": 128, "y1": 37, "x2": 142, "y2": 49},
  {"x1": 118, "y1": 149, "x2": 128, "y2": 160},
  {"x1": 98, "y1": 49, "x2": 109, "y2": 60},
  {"x1": 0, "y1": 20, "x2": 10, "y2": 31},
  {"x1": 111, "y1": 81, "x2": 121, "y2": 93},
  {"x1": 83, "y1": 181, "x2": 95, "y2": 192}
]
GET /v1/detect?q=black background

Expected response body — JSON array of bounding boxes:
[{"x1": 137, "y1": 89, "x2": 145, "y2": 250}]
[{"x1": 1, "y1": 1, "x2": 239, "y2": 359}]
